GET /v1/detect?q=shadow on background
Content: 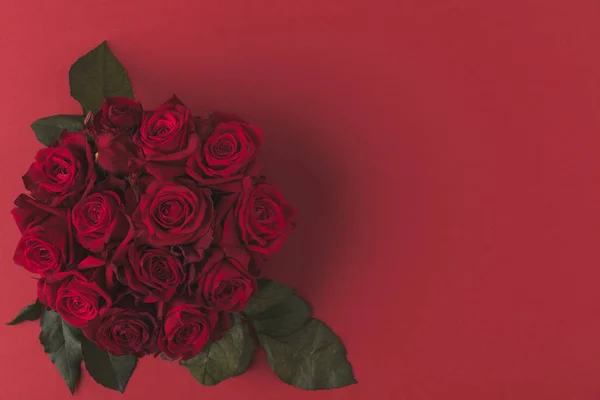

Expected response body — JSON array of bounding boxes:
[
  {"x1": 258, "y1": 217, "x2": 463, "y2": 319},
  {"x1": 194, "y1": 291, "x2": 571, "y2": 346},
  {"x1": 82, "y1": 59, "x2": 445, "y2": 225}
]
[{"x1": 255, "y1": 109, "x2": 349, "y2": 303}]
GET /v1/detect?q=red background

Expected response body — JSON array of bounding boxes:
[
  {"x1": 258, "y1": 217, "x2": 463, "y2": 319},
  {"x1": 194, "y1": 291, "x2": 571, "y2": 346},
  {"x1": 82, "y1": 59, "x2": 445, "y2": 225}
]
[{"x1": 1, "y1": 0, "x2": 600, "y2": 399}]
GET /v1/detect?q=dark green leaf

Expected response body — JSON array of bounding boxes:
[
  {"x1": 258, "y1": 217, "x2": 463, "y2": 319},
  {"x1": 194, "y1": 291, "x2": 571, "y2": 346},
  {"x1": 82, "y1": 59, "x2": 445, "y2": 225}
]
[
  {"x1": 251, "y1": 294, "x2": 311, "y2": 337},
  {"x1": 260, "y1": 319, "x2": 357, "y2": 390},
  {"x1": 7, "y1": 300, "x2": 42, "y2": 325},
  {"x1": 244, "y1": 279, "x2": 293, "y2": 316},
  {"x1": 31, "y1": 115, "x2": 84, "y2": 146},
  {"x1": 39, "y1": 310, "x2": 83, "y2": 394},
  {"x1": 69, "y1": 41, "x2": 134, "y2": 114},
  {"x1": 81, "y1": 337, "x2": 137, "y2": 393},
  {"x1": 245, "y1": 279, "x2": 311, "y2": 337},
  {"x1": 181, "y1": 315, "x2": 256, "y2": 386}
]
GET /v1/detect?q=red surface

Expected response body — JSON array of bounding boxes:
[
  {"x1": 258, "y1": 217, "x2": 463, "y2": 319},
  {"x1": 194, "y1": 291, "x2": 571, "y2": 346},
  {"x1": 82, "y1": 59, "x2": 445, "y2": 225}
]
[{"x1": 1, "y1": 0, "x2": 600, "y2": 399}]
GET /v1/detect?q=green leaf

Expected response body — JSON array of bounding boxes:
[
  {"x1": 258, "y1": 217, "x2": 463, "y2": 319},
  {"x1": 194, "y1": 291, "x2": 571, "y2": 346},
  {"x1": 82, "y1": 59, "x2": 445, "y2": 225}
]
[
  {"x1": 81, "y1": 338, "x2": 137, "y2": 393},
  {"x1": 181, "y1": 315, "x2": 256, "y2": 386},
  {"x1": 69, "y1": 41, "x2": 134, "y2": 114},
  {"x1": 244, "y1": 279, "x2": 293, "y2": 316},
  {"x1": 260, "y1": 319, "x2": 357, "y2": 390},
  {"x1": 244, "y1": 279, "x2": 311, "y2": 337},
  {"x1": 251, "y1": 294, "x2": 311, "y2": 337},
  {"x1": 7, "y1": 300, "x2": 42, "y2": 325},
  {"x1": 31, "y1": 115, "x2": 84, "y2": 146},
  {"x1": 39, "y1": 310, "x2": 83, "y2": 394}
]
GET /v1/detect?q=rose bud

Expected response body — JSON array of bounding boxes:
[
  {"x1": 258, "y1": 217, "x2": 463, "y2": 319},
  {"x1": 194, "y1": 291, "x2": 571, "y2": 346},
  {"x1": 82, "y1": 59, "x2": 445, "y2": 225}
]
[
  {"x1": 87, "y1": 97, "x2": 144, "y2": 175},
  {"x1": 91, "y1": 97, "x2": 143, "y2": 134}
]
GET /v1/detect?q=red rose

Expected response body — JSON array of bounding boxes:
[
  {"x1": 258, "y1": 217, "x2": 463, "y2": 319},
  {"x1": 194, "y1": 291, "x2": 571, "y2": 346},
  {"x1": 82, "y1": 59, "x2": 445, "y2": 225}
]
[
  {"x1": 44, "y1": 270, "x2": 112, "y2": 328},
  {"x1": 186, "y1": 112, "x2": 263, "y2": 192},
  {"x1": 23, "y1": 131, "x2": 96, "y2": 207},
  {"x1": 72, "y1": 190, "x2": 132, "y2": 254},
  {"x1": 196, "y1": 248, "x2": 257, "y2": 311},
  {"x1": 134, "y1": 97, "x2": 199, "y2": 181},
  {"x1": 91, "y1": 97, "x2": 143, "y2": 134},
  {"x1": 83, "y1": 307, "x2": 158, "y2": 357},
  {"x1": 123, "y1": 240, "x2": 186, "y2": 303},
  {"x1": 88, "y1": 97, "x2": 144, "y2": 175},
  {"x1": 13, "y1": 197, "x2": 79, "y2": 277},
  {"x1": 216, "y1": 183, "x2": 296, "y2": 256},
  {"x1": 159, "y1": 299, "x2": 218, "y2": 360},
  {"x1": 133, "y1": 179, "x2": 214, "y2": 247},
  {"x1": 14, "y1": 223, "x2": 68, "y2": 276}
]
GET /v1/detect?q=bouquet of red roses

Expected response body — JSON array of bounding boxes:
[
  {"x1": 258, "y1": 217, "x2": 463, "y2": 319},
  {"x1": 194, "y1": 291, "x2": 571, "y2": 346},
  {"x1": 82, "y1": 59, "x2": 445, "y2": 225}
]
[{"x1": 8, "y1": 42, "x2": 355, "y2": 394}]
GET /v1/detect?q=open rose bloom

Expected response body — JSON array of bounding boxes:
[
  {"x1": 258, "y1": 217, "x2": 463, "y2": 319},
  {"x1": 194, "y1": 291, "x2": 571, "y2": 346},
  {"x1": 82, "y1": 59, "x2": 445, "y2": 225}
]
[{"x1": 9, "y1": 42, "x2": 354, "y2": 395}]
